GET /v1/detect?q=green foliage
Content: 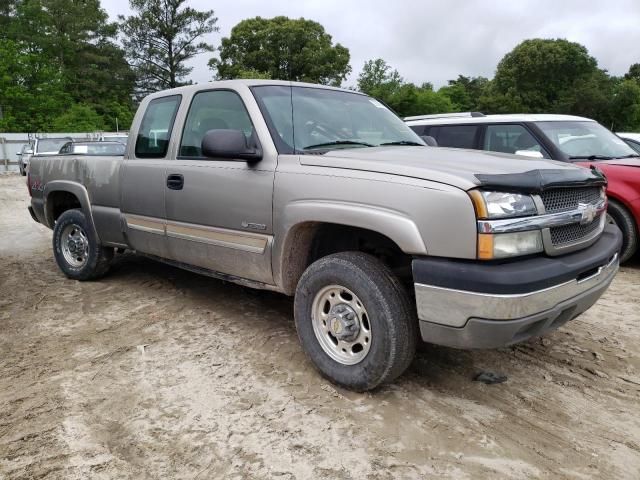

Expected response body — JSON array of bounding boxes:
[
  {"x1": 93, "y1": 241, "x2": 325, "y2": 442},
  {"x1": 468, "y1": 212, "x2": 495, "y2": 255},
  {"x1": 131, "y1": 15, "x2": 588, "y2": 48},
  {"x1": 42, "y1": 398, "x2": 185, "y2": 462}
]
[
  {"x1": 492, "y1": 38, "x2": 600, "y2": 112},
  {"x1": 2, "y1": 3, "x2": 640, "y2": 136},
  {"x1": 0, "y1": 0, "x2": 135, "y2": 132},
  {"x1": 0, "y1": 39, "x2": 70, "y2": 132},
  {"x1": 439, "y1": 75, "x2": 490, "y2": 112},
  {"x1": 51, "y1": 104, "x2": 106, "y2": 131},
  {"x1": 609, "y1": 79, "x2": 640, "y2": 131},
  {"x1": 624, "y1": 63, "x2": 640, "y2": 83},
  {"x1": 234, "y1": 69, "x2": 272, "y2": 80},
  {"x1": 119, "y1": 0, "x2": 218, "y2": 96},
  {"x1": 357, "y1": 59, "x2": 453, "y2": 117},
  {"x1": 212, "y1": 16, "x2": 351, "y2": 86},
  {"x1": 475, "y1": 38, "x2": 640, "y2": 131}
]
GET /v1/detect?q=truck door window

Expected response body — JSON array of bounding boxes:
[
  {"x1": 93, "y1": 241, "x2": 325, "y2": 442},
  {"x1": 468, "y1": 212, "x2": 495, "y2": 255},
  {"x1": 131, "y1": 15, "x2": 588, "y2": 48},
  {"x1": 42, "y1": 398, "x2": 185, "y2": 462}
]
[
  {"x1": 179, "y1": 90, "x2": 254, "y2": 158},
  {"x1": 434, "y1": 125, "x2": 479, "y2": 149},
  {"x1": 484, "y1": 124, "x2": 547, "y2": 157},
  {"x1": 135, "y1": 95, "x2": 181, "y2": 158}
]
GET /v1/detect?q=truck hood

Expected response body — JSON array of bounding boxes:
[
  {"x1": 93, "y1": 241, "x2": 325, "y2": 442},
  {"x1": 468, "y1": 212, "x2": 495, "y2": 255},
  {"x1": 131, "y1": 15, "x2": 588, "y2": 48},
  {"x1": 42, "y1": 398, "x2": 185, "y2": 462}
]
[{"x1": 299, "y1": 146, "x2": 606, "y2": 192}]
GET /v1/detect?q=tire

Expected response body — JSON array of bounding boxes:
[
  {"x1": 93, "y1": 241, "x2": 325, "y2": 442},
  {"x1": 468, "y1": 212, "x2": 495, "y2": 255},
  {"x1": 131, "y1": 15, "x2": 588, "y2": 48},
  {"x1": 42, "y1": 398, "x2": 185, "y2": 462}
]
[
  {"x1": 294, "y1": 252, "x2": 417, "y2": 392},
  {"x1": 607, "y1": 199, "x2": 638, "y2": 263},
  {"x1": 19, "y1": 163, "x2": 25, "y2": 176},
  {"x1": 52, "y1": 209, "x2": 113, "y2": 280}
]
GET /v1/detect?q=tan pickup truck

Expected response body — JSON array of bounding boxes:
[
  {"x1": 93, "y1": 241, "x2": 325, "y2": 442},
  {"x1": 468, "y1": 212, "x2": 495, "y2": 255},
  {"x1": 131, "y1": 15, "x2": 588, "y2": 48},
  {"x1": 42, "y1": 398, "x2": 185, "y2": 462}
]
[{"x1": 27, "y1": 80, "x2": 621, "y2": 391}]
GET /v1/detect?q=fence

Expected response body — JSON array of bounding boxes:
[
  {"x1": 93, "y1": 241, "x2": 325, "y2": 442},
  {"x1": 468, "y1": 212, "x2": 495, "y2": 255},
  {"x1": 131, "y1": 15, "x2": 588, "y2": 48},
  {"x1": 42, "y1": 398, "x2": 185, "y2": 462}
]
[{"x1": 0, "y1": 132, "x2": 124, "y2": 171}]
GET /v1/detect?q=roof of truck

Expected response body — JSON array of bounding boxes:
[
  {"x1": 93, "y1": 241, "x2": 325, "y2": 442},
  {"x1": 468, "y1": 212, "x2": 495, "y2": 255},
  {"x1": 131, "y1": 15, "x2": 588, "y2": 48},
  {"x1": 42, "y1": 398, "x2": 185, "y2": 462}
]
[{"x1": 144, "y1": 79, "x2": 363, "y2": 100}]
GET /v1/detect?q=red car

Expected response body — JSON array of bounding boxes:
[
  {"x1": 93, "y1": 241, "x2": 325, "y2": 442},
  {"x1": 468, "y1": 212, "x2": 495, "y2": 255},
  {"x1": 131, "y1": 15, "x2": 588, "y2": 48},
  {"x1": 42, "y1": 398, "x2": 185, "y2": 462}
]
[{"x1": 576, "y1": 157, "x2": 640, "y2": 262}]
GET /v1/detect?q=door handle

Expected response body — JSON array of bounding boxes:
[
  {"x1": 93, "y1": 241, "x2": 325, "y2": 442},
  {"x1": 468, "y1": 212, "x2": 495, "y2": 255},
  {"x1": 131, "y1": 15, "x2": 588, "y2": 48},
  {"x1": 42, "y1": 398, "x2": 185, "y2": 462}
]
[{"x1": 166, "y1": 174, "x2": 184, "y2": 190}]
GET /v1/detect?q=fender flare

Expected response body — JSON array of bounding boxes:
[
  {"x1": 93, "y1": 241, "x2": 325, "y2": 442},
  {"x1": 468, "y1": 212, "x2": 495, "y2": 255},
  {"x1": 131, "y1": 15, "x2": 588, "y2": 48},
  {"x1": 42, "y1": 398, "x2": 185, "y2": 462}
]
[
  {"x1": 274, "y1": 200, "x2": 428, "y2": 294},
  {"x1": 43, "y1": 180, "x2": 101, "y2": 242}
]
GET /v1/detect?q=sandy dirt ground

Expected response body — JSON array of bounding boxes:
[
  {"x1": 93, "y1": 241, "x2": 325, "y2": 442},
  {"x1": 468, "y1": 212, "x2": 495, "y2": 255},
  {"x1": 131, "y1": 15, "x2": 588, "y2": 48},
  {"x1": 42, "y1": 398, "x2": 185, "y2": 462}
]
[{"x1": 0, "y1": 172, "x2": 639, "y2": 479}]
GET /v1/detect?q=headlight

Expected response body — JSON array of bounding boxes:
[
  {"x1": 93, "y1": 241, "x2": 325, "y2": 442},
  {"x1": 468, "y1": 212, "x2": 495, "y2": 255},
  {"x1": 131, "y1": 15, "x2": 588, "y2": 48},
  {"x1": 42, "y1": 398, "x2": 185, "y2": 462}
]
[
  {"x1": 470, "y1": 190, "x2": 542, "y2": 259},
  {"x1": 478, "y1": 231, "x2": 543, "y2": 259},
  {"x1": 469, "y1": 190, "x2": 537, "y2": 219}
]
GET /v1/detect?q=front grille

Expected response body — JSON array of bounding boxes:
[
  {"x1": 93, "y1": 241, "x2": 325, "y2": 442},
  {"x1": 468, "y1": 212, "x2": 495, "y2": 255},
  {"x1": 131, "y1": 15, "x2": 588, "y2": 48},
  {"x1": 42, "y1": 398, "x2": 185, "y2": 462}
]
[
  {"x1": 540, "y1": 187, "x2": 601, "y2": 214},
  {"x1": 550, "y1": 215, "x2": 602, "y2": 246}
]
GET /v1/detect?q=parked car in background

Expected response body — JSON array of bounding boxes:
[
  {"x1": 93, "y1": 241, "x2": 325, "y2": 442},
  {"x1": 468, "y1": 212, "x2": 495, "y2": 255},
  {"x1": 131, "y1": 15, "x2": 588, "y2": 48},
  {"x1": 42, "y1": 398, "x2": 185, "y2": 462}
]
[
  {"x1": 99, "y1": 133, "x2": 129, "y2": 145},
  {"x1": 617, "y1": 132, "x2": 640, "y2": 154},
  {"x1": 22, "y1": 137, "x2": 75, "y2": 175},
  {"x1": 59, "y1": 141, "x2": 126, "y2": 156},
  {"x1": 16, "y1": 143, "x2": 34, "y2": 176},
  {"x1": 27, "y1": 80, "x2": 621, "y2": 391},
  {"x1": 406, "y1": 113, "x2": 640, "y2": 262}
]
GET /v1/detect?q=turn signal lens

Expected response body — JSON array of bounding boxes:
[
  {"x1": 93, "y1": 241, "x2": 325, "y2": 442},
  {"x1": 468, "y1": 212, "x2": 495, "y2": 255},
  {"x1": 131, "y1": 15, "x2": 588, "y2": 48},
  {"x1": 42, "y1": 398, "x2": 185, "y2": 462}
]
[{"x1": 478, "y1": 231, "x2": 543, "y2": 260}]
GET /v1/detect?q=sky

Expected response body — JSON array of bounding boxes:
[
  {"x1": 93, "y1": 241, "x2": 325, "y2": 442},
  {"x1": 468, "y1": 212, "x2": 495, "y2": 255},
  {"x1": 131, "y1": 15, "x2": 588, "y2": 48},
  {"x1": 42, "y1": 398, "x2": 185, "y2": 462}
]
[{"x1": 101, "y1": 0, "x2": 640, "y2": 89}]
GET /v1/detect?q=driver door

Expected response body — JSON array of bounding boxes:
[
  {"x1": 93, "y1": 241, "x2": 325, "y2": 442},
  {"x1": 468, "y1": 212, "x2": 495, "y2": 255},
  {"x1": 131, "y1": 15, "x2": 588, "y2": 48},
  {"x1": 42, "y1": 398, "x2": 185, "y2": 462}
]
[{"x1": 164, "y1": 89, "x2": 275, "y2": 284}]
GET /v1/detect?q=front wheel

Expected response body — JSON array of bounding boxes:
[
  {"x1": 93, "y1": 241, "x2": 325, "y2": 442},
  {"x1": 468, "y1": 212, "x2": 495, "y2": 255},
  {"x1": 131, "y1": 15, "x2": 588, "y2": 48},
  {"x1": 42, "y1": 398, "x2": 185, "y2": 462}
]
[
  {"x1": 294, "y1": 252, "x2": 417, "y2": 391},
  {"x1": 607, "y1": 199, "x2": 638, "y2": 263},
  {"x1": 52, "y1": 209, "x2": 113, "y2": 280}
]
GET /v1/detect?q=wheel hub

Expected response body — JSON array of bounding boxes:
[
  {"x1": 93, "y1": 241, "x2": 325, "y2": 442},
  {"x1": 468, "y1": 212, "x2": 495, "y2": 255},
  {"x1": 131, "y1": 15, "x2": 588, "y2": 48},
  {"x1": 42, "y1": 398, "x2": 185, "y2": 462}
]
[
  {"x1": 61, "y1": 224, "x2": 89, "y2": 268},
  {"x1": 328, "y1": 304, "x2": 359, "y2": 341},
  {"x1": 311, "y1": 285, "x2": 372, "y2": 365}
]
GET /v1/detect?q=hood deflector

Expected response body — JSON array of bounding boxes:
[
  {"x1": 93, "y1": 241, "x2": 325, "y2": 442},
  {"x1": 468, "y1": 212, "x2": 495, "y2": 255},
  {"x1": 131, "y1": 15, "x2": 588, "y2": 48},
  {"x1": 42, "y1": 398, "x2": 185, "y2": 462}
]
[{"x1": 474, "y1": 167, "x2": 607, "y2": 193}]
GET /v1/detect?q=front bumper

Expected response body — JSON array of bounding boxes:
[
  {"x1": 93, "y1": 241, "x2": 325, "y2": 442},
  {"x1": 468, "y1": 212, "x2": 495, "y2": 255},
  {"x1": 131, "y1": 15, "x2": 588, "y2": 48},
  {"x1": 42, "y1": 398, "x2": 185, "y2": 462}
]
[{"x1": 413, "y1": 224, "x2": 621, "y2": 349}]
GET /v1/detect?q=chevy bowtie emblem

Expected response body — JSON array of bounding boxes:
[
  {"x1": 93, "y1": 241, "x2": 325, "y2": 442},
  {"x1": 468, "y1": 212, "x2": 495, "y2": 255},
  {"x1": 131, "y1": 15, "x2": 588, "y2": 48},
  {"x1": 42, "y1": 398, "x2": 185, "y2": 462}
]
[{"x1": 578, "y1": 203, "x2": 597, "y2": 225}]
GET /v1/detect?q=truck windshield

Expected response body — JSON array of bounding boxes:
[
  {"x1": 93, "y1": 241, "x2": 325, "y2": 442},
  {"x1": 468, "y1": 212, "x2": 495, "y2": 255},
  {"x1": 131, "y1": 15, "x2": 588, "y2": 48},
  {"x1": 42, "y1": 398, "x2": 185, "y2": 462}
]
[
  {"x1": 536, "y1": 121, "x2": 638, "y2": 159},
  {"x1": 251, "y1": 85, "x2": 424, "y2": 153}
]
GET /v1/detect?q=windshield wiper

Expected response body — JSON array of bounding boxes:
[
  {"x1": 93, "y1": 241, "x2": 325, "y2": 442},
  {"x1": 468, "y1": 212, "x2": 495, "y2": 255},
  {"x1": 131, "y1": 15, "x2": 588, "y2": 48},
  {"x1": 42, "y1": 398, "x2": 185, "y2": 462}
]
[
  {"x1": 379, "y1": 140, "x2": 425, "y2": 146},
  {"x1": 569, "y1": 155, "x2": 613, "y2": 161},
  {"x1": 302, "y1": 140, "x2": 374, "y2": 150},
  {"x1": 615, "y1": 154, "x2": 640, "y2": 159}
]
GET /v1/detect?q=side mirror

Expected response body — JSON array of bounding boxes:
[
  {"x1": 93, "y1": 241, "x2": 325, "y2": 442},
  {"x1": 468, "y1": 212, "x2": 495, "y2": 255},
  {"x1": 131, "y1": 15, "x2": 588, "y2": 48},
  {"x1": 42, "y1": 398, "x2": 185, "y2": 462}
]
[
  {"x1": 421, "y1": 135, "x2": 438, "y2": 147},
  {"x1": 201, "y1": 129, "x2": 262, "y2": 161},
  {"x1": 515, "y1": 150, "x2": 543, "y2": 159}
]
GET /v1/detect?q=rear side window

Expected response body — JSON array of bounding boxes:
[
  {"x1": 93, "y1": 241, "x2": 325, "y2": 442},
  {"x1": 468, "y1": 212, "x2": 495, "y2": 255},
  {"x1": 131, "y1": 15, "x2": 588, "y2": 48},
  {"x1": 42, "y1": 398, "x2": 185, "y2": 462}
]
[
  {"x1": 408, "y1": 125, "x2": 425, "y2": 135},
  {"x1": 179, "y1": 90, "x2": 254, "y2": 158},
  {"x1": 432, "y1": 125, "x2": 479, "y2": 149},
  {"x1": 484, "y1": 124, "x2": 547, "y2": 156},
  {"x1": 135, "y1": 95, "x2": 181, "y2": 158}
]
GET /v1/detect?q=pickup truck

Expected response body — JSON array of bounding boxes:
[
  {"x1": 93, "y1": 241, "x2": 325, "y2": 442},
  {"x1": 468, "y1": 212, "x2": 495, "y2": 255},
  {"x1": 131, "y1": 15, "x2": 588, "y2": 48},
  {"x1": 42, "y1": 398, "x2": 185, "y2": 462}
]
[{"x1": 27, "y1": 80, "x2": 622, "y2": 391}]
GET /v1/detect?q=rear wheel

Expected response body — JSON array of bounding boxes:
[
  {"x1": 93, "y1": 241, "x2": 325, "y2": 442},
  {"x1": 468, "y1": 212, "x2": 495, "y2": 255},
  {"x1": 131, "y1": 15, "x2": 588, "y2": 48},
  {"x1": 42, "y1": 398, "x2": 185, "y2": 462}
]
[
  {"x1": 294, "y1": 252, "x2": 417, "y2": 391},
  {"x1": 607, "y1": 199, "x2": 638, "y2": 263},
  {"x1": 53, "y1": 209, "x2": 113, "y2": 280}
]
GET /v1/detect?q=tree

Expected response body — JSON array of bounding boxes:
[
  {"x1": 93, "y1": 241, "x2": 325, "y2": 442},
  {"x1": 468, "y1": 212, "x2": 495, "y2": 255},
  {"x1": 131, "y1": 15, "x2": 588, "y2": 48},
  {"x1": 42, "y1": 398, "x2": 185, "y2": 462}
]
[
  {"x1": 491, "y1": 39, "x2": 604, "y2": 113},
  {"x1": 14, "y1": 0, "x2": 134, "y2": 107},
  {"x1": 0, "y1": 38, "x2": 70, "y2": 132},
  {"x1": 357, "y1": 58, "x2": 403, "y2": 99},
  {"x1": 624, "y1": 63, "x2": 640, "y2": 84},
  {"x1": 357, "y1": 59, "x2": 402, "y2": 94},
  {"x1": 1, "y1": 0, "x2": 136, "y2": 131},
  {"x1": 0, "y1": 1, "x2": 17, "y2": 38},
  {"x1": 51, "y1": 104, "x2": 106, "y2": 131},
  {"x1": 356, "y1": 58, "x2": 452, "y2": 117},
  {"x1": 119, "y1": 0, "x2": 218, "y2": 96},
  {"x1": 211, "y1": 16, "x2": 351, "y2": 86},
  {"x1": 439, "y1": 75, "x2": 490, "y2": 112},
  {"x1": 608, "y1": 79, "x2": 640, "y2": 131}
]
